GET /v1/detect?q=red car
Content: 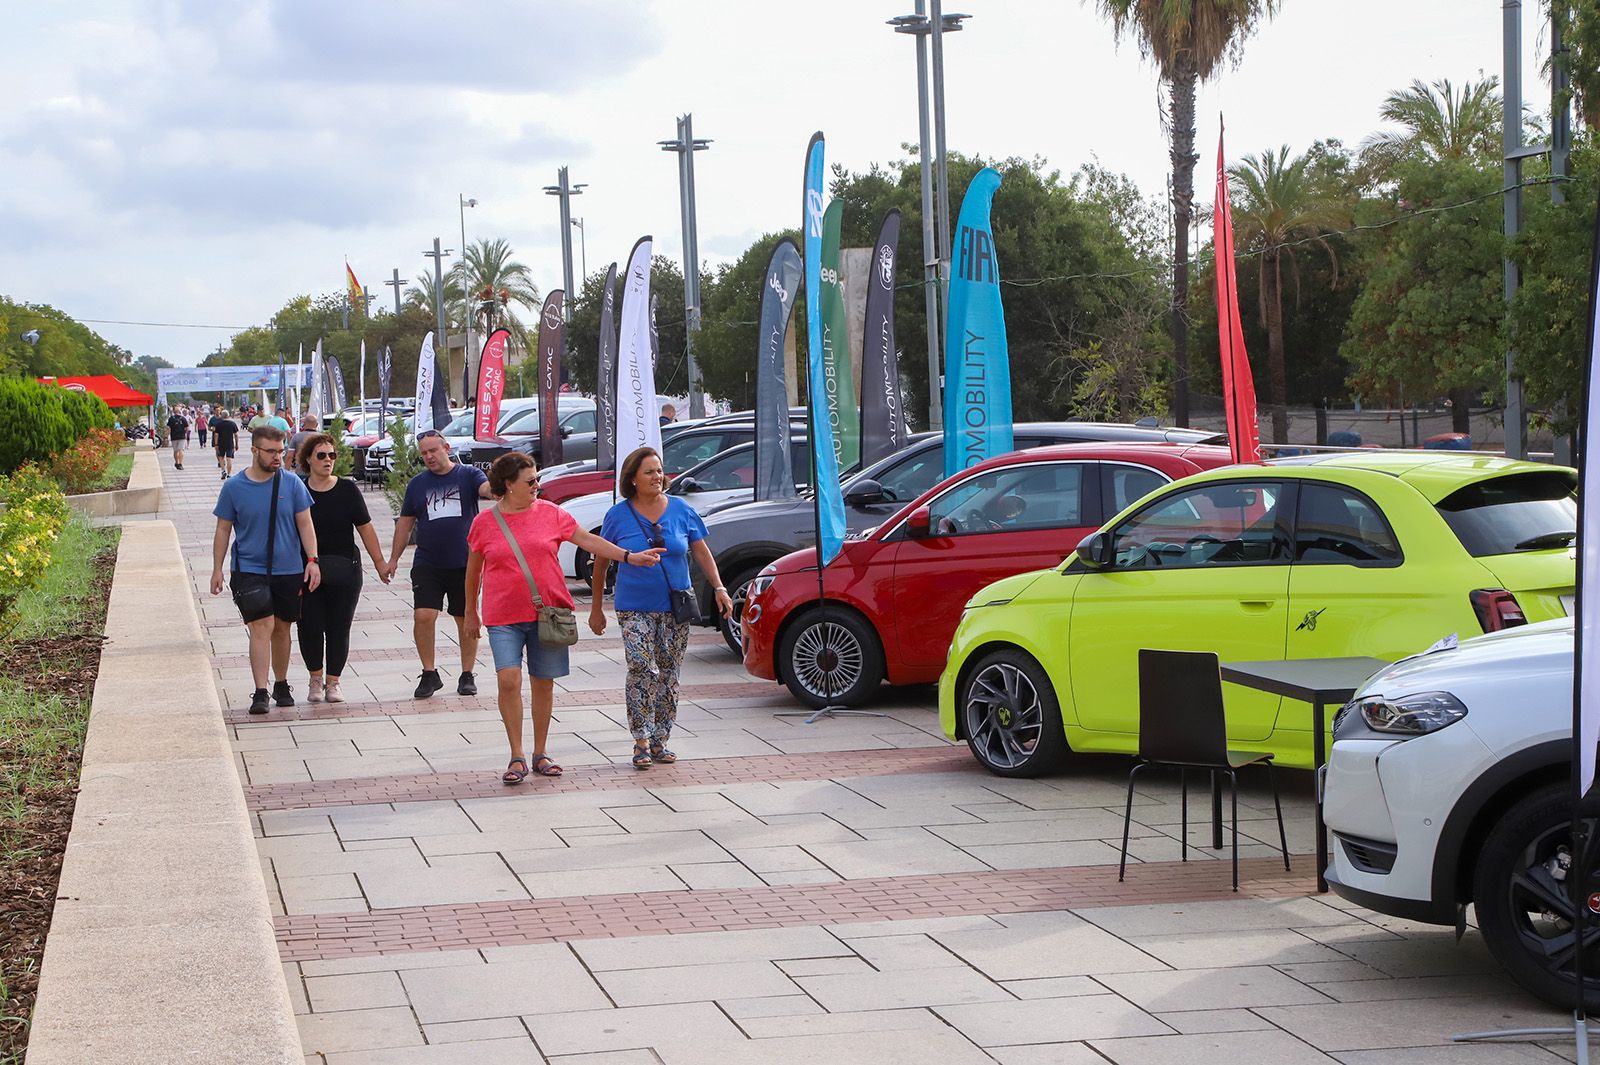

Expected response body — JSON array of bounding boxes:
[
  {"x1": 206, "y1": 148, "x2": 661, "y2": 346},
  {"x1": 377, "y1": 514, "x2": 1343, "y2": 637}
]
[{"x1": 742, "y1": 442, "x2": 1236, "y2": 706}]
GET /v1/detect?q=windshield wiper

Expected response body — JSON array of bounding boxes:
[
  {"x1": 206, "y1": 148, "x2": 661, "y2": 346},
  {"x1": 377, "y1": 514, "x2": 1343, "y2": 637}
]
[{"x1": 1514, "y1": 531, "x2": 1576, "y2": 551}]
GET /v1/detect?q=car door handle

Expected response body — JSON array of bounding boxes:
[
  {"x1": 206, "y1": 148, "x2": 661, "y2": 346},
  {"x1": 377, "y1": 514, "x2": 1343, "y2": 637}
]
[{"x1": 1237, "y1": 600, "x2": 1274, "y2": 612}]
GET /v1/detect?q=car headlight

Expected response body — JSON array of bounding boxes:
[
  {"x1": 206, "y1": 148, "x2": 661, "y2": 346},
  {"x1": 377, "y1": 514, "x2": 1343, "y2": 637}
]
[
  {"x1": 1355, "y1": 690, "x2": 1468, "y2": 735},
  {"x1": 745, "y1": 565, "x2": 779, "y2": 601}
]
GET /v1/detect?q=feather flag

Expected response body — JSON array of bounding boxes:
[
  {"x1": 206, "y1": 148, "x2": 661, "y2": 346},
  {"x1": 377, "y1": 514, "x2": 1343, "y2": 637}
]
[
  {"x1": 803, "y1": 132, "x2": 845, "y2": 566},
  {"x1": 942, "y1": 167, "x2": 1013, "y2": 477},
  {"x1": 614, "y1": 238, "x2": 661, "y2": 492},
  {"x1": 475, "y1": 328, "x2": 511, "y2": 441},
  {"x1": 1214, "y1": 125, "x2": 1263, "y2": 463},
  {"x1": 359, "y1": 339, "x2": 368, "y2": 414},
  {"x1": 415, "y1": 332, "x2": 438, "y2": 432},
  {"x1": 537, "y1": 291, "x2": 567, "y2": 466}
]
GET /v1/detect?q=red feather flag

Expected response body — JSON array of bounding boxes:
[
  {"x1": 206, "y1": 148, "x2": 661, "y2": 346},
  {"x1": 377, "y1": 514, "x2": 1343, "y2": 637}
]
[{"x1": 1214, "y1": 124, "x2": 1262, "y2": 463}]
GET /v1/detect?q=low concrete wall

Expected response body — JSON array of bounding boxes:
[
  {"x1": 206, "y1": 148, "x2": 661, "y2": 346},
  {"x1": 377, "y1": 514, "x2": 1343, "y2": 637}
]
[
  {"x1": 26, "y1": 521, "x2": 301, "y2": 1064},
  {"x1": 65, "y1": 447, "x2": 162, "y2": 519}
]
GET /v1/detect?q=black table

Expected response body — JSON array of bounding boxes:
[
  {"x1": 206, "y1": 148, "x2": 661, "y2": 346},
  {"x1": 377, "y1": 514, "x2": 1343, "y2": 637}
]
[{"x1": 1220, "y1": 656, "x2": 1390, "y2": 892}]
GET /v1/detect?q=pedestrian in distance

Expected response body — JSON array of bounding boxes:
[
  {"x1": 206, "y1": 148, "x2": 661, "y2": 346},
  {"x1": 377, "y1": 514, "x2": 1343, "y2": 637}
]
[
  {"x1": 592, "y1": 446, "x2": 733, "y2": 769},
  {"x1": 210, "y1": 425, "x2": 321, "y2": 715},
  {"x1": 196, "y1": 406, "x2": 208, "y2": 448},
  {"x1": 211, "y1": 408, "x2": 240, "y2": 480},
  {"x1": 658, "y1": 402, "x2": 677, "y2": 427},
  {"x1": 167, "y1": 407, "x2": 190, "y2": 470},
  {"x1": 467, "y1": 452, "x2": 661, "y2": 783},
  {"x1": 387, "y1": 430, "x2": 491, "y2": 699},
  {"x1": 295, "y1": 432, "x2": 390, "y2": 704},
  {"x1": 287, "y1": 414, "x2": 319, "y2": 472}
]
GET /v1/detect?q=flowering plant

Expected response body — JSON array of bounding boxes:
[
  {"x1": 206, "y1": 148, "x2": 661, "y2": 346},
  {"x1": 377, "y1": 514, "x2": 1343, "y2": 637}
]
[{"x1": 0, "y1": 463, "x2": 69, "y2": 625}]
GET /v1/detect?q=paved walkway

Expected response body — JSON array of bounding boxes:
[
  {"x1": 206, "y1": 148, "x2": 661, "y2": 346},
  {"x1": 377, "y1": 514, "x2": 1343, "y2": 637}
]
[{"x1": 153, "y1": 455, "x2": 1573, "y2": 1063}]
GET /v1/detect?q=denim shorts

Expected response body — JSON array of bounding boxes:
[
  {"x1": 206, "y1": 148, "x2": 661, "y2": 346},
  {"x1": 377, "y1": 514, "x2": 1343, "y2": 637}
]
[{"x1": 487, "y1": 621, "x2": 571, "y2": 678}]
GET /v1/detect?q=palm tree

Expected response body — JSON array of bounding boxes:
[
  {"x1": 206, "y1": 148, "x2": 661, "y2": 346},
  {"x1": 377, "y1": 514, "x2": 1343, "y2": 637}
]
[
  {"x1": 403, "y1": 265, "x2": 463, "y2": 336},
  {"x1": 1227, "y1": 145, "x2": 1349, "y2": 441},
  {"x1": 451, "y1": 238, "x2": 542, "y2": 351},
  {"x1": 1359, "y1": 77, "x2": 1503, "y2": 174},
  {"x1": 1092, "y1": 0, "x2": 1280, "y2": 427}
]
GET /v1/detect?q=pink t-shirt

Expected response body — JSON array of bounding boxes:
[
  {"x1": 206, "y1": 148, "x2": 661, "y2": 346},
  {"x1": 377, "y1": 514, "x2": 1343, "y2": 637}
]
[{"x1": 466, "y1": 501, "x2": 579, "y2": 624}]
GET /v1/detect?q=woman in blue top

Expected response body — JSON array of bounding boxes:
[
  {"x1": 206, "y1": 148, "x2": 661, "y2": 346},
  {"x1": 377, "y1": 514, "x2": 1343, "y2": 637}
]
[{"x1": 591, "y1": 446, "x2": 733, "y2": 768}]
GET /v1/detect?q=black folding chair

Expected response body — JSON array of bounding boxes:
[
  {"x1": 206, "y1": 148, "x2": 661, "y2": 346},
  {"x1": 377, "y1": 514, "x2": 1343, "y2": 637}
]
[{"x1": 1118, "y1": 648, "x2": 1291, "y2": 891}]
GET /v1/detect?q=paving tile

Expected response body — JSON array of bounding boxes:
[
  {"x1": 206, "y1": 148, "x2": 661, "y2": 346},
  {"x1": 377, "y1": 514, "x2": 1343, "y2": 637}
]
[
  {"x1": 1333, "y1": 1045, "x2": 1565, "y2": 1064},
  {"x1": 936, "y1": 995, "x2": 1172, "y2": 1046},
  {"x1": 300, "y1": 949, "x2": 485, "y2": 977},
  {"x1": 548, "y1": 1053, "x2": 665, "y2": 1065},
  {"x1": 402, "y1": 952, "x2": 609, "y2": 1022},
  {"x1": 328, "y1": 800, "x2": 479, "y2": 840},
  {"x1": 964, "y1": 839, "x2": 1129, "y2": 869},
  {"x1": 652, "y1": 1028, "x2": 996, "y2": 1065},
  {"x1": 935, "y1": 915, "x2": 1167, "y2": 981},
  {"x1": 304, "y1": 972, "x2": 409, "y2": 1013},
  {"x1": 1333, "y1": 931, "x2": 1504, "y2": 979},
  {"x1": 324, "y1": 1039, "x2": 543, "y2": 1065},
  {"x1": 296, "y1": 1007, "x2": 423, "y2": 1056},
  {"x1": 1076, "y1": 897, "x2": 1350, "y2": 938},
  {"x1": 670, "y1": 861, "x2": 766, "y2": 890},
  {"x1": 517, "y1": 864, "x2": 688, "y2": 899},
  {"x1": 718, "y1": 994, "x2": 827, "y2": 1019},
  {"x1": 422, "y1": 1017, "x2": 529, "y2": 1044},
  {"x1": 1312, "y1": 973, "x2": 1523, "y2": 1003},
  {"x1": 842, "y1": 933, "x2": 967, "y2": 971},
  {"x1": 1088, "y1": 1029, "x2": 1339, "y2": 1063},
  {"x1": 359, "y1": 852, "x2": 530, "y2": 909},
  {"x1": 803, "y1": 835, "x2": 990, "y2": 879},
  {"x1": 1128, "y1": 928, "x2": 1346, "y2": 969},
  {"x1": 1001, "y1": 977, "x2": 1106, "y2": 999},
  {"x1": 1099, "y1": 965, "x2": 1330, "y2": 1011},
  {"x1": 797, "y1": 965, "x2": 1013, "y2": 1011},
  {"x1": 595, "y1": 961, "x2": 799, "y2": 1007},
  {"x1": 1151, "y1": 1008, "x2": 1277, "y2": 1034},
  {"x1": 574, "y1": 926, "x2": 849, "y2": 972},
  {"x1": 776, "y1": 957, "x2": 872, "y2": 977},
  {"x1": 736, "y1": 1006, "x2": 949, "y2": 1038},
  {"x1": 989, "y1": 1046, "x2": 1111, "y2": 1065},
  {"x1": 502, "y1": 830, "x2": 731, "y2": 873},
  {"x1": 524, "y1": 1002, "x2": 745, "y2": 1056},
  {"x1": 1257, "y1": 994, "x2": 1564, "y2": 1052}
]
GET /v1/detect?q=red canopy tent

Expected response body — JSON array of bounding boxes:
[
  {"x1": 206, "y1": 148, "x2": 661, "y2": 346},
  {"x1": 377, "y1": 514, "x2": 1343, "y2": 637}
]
[{"x1": 37, "y1": 375, "x2": 155, "y2": 407}]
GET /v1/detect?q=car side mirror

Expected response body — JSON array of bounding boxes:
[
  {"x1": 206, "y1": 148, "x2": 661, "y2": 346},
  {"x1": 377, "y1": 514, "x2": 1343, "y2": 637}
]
[
  {"x1": 1075, "y1": 531, "x2": 1112, "y2": 568},
  {"x1": 906, "y1": 506, "x2": 931, "y2": 538},
  {"x1": 561, "y1": 426, "x2": 572, "y2": 438},
  {"x1": 844, "y1": 478, "x2": 886, "y2": 506},
  {"x1": 676, "y1": 475, "x2": 703, "y2": 493}
]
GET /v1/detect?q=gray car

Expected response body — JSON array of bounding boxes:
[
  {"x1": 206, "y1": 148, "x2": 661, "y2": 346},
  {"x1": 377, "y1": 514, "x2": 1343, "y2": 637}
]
[{"x1": 693, "y1": 422, "x2": 1219, "y2": 652}]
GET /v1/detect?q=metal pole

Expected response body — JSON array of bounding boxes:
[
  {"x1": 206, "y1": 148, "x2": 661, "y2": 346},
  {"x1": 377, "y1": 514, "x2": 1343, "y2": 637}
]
[
  {"x1": 929, "y1": 0, "x2": 954, "y2": 325},
  {"x1": 386, "y1": 269, "x2": 403, "y2": 316},
  {"x1": 574, "y1": 218, "x2": 588, "y2": 282},
  {"x1": 460, "y1": 196, "x2": 475, "y2": 405},
  {"x1": 683, "y1": 115, "x2": 707, "y2": 420},
  {"x1": 901, "y1": 5, "x2": 944, "y2": 430},
  {"x1": 554, "y1": 168, "x2": 578, "y2": 319},
  {"x1": 426, "y1": 238, "x2": 449, "y2": 371},
  {"x1": 1551, "y1": 4, "x2": 1574, "y2": 466},
  {"x1": 1502, "y1": 0, "x2": 1528, "y2": 460}
]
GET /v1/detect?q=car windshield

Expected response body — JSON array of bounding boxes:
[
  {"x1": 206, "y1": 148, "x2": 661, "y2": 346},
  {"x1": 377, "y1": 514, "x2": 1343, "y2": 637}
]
[
  {"x1": 442, "y1": 416, "x2": 475, "y2": 438},
  {"x1": 1436, "y1": 471, "x2": 1578, "y2": 557}
]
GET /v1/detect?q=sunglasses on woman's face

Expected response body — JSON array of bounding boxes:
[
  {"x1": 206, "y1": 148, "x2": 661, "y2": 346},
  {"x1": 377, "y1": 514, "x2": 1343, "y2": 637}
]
[{"x1": 313, "y1": 450, "x2": 337, "y2": 460}]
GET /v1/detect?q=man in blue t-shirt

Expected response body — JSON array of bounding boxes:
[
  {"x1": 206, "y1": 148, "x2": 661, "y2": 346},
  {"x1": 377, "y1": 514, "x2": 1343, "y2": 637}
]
[
  {"x1": 211, "y1": 424, "x2": 322, "y2": 715},
  {"x1": 387, "y1": 430, "x2": 491, "y2": 698}
]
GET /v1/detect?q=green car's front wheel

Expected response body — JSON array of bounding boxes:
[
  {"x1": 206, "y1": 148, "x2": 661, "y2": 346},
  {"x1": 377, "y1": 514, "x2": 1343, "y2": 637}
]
[{"x1": 959, "y1": 649, "x2": 1068, "y2": 777}]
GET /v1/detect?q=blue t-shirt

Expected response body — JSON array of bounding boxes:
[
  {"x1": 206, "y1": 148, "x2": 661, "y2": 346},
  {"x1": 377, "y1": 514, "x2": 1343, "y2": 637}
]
[
  {"x1": 601, "y1": 496, "x2": 709, "y2": 613},
  {"x1": 401, "y1": 463, "x2": 488, "y2": 569},
  {"x1": 214, "y1": 470, "x2": 313, "y2": 576}
]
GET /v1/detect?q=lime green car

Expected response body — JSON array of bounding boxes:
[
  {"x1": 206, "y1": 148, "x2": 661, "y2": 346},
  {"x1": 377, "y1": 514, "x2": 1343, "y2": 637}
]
[{"x1": 938, "y1": 453, "x2": 1576, "y2": 776}]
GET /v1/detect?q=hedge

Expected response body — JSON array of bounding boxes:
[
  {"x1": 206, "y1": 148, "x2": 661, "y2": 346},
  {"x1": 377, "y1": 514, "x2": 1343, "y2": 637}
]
[{"x1": 0, "y1": 380, "x2": 114, "y2": 474}]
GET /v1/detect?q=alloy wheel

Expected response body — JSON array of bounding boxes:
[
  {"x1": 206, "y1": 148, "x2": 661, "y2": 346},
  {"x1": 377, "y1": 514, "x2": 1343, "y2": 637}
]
[
  {"x1": 789, "y1": 621, "x2": 864, "y2": 700},
  {"x1": 964, "y1": 661, "x2": 1042, "y2": 770}
]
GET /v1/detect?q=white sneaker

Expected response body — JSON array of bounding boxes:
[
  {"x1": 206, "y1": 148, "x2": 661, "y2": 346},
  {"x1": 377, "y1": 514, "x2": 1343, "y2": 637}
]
[
  {"x1": 324, "y1": 678, "x2": 345, "y2": 703},
  {"x1": 307, "y1": 676, "x2": 324, "y2": 703}
]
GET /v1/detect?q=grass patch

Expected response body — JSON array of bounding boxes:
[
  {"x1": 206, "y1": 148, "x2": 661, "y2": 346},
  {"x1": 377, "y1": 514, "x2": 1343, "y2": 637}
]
[
  {"x1": 77, "y1": 451, "x2": 133, "y2": 494},
  {"x1": 0, "y1": 515, "x2": 117, "y2": 1062}
]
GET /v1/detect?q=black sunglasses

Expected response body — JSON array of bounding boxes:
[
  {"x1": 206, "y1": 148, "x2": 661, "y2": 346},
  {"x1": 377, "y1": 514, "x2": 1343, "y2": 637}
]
[
  {"x1": 416, "y1": 430, "x2": 442, "y2": 441},
  {"x1": 312, "y1": 450, "x2": 337, "y2": 460},
  {"x1": 648, "y1": 521, "x2": 664, "y2": 549}
]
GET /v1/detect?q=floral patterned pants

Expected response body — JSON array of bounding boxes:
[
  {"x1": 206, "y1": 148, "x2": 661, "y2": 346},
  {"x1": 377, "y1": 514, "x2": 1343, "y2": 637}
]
[{"x1": 618, "y1": 611, "x2": 690, "y2": 744}]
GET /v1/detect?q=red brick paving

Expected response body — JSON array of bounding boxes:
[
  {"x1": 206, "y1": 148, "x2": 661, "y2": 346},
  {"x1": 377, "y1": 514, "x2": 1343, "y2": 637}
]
[
  {"x1": 225, "y1": 679, "x2": 788, "y2": 723},
  {"x1": 247, "y1": 744, "x2": 974, "y2": 811},
  {"x1": 275, "y1": 856, "x2": 1314, "y2": 962}
]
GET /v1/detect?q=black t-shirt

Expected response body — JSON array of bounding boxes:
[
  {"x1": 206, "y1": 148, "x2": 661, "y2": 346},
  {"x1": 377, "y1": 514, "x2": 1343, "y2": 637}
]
[
  {"x1": 167, "y1": 414, "x2": 189, "y2": 439},
  {"x1": 304, "y1": 477, "x2": 371, "y2": 562},
  {"x1": 211, "y1": 417, "x2": 239, "y2": 449}
]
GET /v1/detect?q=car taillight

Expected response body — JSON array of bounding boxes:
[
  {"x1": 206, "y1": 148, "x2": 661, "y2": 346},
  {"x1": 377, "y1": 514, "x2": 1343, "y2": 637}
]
[{"x1": 1470, "y1": 588, "x2": 1527, "y2": 632}]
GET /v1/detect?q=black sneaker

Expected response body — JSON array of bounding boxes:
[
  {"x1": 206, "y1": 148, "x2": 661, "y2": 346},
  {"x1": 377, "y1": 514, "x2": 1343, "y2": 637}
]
[
  {"x1": 248, "y1": 688, "x2": 270, "y2": 715},
  {"x1": 457, "y1": 671, "x2": 477, "y2": 696},
  {"x1": 271, "y1": 680, "x2": 295, "y2": 707},
  {"x1": 414, "y1": 669, "x2": 444, "y2": 698}
]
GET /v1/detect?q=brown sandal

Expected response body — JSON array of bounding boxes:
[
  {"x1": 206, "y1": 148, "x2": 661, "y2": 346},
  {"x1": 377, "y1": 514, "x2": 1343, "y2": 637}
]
[
  {"x1": 502, "y1": 757, "x2": 529, "y2": 785},
  {"x1": 530, "y1": 754, "x2": 563, "y2": 777}
]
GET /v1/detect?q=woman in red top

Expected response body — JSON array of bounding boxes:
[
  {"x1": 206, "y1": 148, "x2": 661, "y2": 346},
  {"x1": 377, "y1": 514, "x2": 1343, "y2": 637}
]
[{"x1": 466, "y1": 452, "x2": 661, "y2": 783}]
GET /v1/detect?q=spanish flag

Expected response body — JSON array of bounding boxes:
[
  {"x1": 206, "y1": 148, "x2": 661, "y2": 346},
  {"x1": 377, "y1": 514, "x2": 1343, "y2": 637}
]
[{"x1": 346, "y1": 262, "x2": 364, "y2": 316}]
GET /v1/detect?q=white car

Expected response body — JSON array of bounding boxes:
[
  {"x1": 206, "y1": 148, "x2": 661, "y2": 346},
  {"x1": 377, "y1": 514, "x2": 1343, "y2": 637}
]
[
  {"x1": 1323, "y1": 617, "x2": 1580, "y2": 1009},
  {"x1": 557, "y1": 439, "x2": 807, "y2": 582}
]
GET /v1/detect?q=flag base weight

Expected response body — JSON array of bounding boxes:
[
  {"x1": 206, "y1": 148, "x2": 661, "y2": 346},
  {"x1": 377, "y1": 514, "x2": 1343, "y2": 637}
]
[
  {"x1": 773, "y1": 705, "x2": 889, "y2": 725},
  {"x1": 1452, "y1": 1018, "x2": 1590, "y2": 1063}
]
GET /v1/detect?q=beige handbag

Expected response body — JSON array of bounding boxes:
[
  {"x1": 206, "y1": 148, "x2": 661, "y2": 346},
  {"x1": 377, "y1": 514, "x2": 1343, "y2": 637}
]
[{"x1": 490, "y1": 507, "x2": 579, "y2": 646}]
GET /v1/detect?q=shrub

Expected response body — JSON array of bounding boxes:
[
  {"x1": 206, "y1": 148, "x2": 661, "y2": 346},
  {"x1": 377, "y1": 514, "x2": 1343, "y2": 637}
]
[
  {"x1": 0, "y1": 382, "x2": 75, "y2": 474},
  {"x1": 50, "y1": 428, "x2": 124, "y2": 494},
  {"x1": 383, "y1": 416, "x2": 420, "y2": 515},
  {"x1": 56, "y1": 390, "x2": 114, "y2": 440},
  {"x1": 0, "y1": 464, "x2": 70, "y2": 628}
]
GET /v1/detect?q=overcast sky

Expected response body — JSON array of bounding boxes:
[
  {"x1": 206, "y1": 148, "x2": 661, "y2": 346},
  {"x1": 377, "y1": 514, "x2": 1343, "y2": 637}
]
[{"x1": 1, "y1": 0, "x2": 1554, "y2": 368}]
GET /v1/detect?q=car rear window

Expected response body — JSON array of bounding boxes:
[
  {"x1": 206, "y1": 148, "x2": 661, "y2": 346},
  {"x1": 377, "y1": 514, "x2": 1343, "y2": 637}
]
[{"x1": 1436, "y1": 471, "x2": 1577, "y2": 557}]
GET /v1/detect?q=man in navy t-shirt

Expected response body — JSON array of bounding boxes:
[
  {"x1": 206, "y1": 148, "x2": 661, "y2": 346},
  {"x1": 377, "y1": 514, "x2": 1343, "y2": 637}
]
[
  {"x1": 388, "y1": 430, "x2": 491, "y2": 698},
  {"x1": 210, "y1": 424, "x2": 322, "y2": 715}
]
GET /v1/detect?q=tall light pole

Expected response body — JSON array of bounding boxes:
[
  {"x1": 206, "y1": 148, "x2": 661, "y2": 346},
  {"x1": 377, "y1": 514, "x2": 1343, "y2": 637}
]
[
  {"x1": 659, "y1": 114, "x2": 712, "y2": 419},
  {"x1": 572, "y1": 217, "x2": 588, "y2": 285},
  {"x1": 889, "y1": 5, "x2": 968, "y2": 431},
  {"x1": 543, "y1": 168, "x2": 586, "y2": 321},
  {"x1": 459, "y1": 195, "x2": 478, "y2": 403},
  {"x1": 424, "y1": 238, "x2": 453, "y2": 398},
  {"x1": 385, "y1": 268, "x2": 404, "y2": 316}
]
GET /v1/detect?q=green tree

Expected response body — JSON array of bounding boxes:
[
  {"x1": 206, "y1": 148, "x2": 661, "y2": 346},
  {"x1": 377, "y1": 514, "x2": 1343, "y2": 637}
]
[
  {"x1": 1340, "y1": 156, "x2": 1504, "y2": 419},
  {"x1": 1358, "y1": 77, "x2": 1503, "y2": 178},
  {"x1": 695, "y1": 230, "x2": 808, "y2": 411},
  {"x1": 1226, "y1": 145, "x2": 1350, "y2": 440},
  {"x1": 1090, "y1": 0, "x2": 1281, "y2": 425},
  {"x1": 563, "y1": 257, "x2": 687, "y2": 399},
  {"x1": 452, "y1": 238, "x2": 543, "y2": 351}
]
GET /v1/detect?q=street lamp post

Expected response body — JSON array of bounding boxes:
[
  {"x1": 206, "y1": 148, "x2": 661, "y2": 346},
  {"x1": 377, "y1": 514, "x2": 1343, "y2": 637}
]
[
  {"x1": 423, "y1": 238, "x2": 453, "y2": 399},
  {"x1": 572, "y1": 217, "x2": 588, "y2": 285},
  {"x1": 385, "y1": 268, "x2": 404, "y2": 316},
  {"x1": 459, "y1": 195, "x2": 477, "y2": 405},
  {"x1": 659, "y1": 114, "x2": 712, "y2": 419},
  {"x1": 543, "y1": 168, "x2": 587, "y2": 320},
  {"x1": 889, "y1": 5, "x2": 968, "y2": 431}
]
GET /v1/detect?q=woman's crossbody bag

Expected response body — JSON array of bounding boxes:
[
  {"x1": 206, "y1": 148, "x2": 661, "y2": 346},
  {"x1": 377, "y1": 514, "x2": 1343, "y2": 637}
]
[
  {"x1": 628, "y1": 503, "x2": 699, "y2": 624},
  {"x1": 490, "y1": 507, "x2": 579, "y2": 646}
]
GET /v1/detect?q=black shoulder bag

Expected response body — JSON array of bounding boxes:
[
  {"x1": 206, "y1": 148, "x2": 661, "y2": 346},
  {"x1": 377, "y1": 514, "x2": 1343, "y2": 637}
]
[
  {"x1": 231, "y1": 471, "x2": 280, "y2": 616},
  {"x1": 628, "y1": 502, "x2": 699, "y2": 624}
]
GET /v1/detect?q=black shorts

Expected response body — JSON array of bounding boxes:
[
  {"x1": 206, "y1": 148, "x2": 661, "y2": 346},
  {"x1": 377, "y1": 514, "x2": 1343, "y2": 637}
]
[
  {"x1": 216, "y1": 444, "x2": 236, "y2": 457},
  {"x1": 412, "y1": 565, "x2": 467, "y2": 617},
  {"x1": 231, "y1": 572, "x2": 303, "y2": 623}
]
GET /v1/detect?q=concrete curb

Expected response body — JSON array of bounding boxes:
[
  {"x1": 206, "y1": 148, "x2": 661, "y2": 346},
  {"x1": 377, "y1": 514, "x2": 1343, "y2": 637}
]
[
  {"x1": 65, "y1": 446, "x2": 163, "y2": 518},
  {"x1": 25, "y1": 521, "x2": 302, "y2": 1064}
]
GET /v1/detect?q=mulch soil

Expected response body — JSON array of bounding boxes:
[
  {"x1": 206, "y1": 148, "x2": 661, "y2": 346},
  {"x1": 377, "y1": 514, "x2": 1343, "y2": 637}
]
[{"x1": 0, "y1": 550, "x2": 114, "y2": 1061}]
